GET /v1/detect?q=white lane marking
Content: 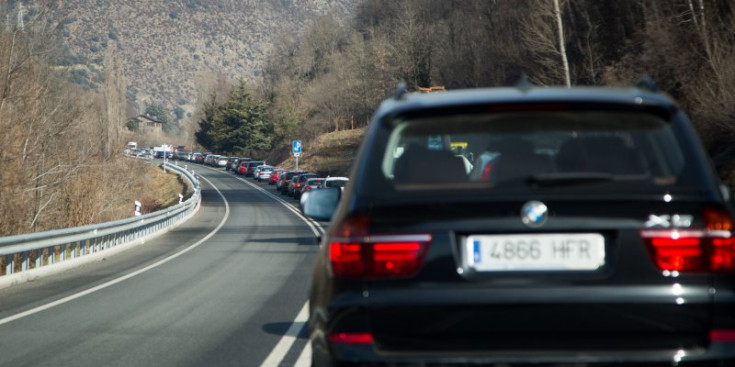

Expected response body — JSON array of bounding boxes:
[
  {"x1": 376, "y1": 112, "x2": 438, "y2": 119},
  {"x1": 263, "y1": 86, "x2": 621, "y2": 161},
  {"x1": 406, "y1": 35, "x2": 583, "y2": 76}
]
[
  {"x1": 199, "y1": 166, "x2": 323, "y2": 367},
  {"x1": 294, "y1": 341, "x2": 312, "y2": 367},
  {"x1": 0, "y1": 175, "x2": 230, "y2": 327},
  {"x1": 234, "y1": 175, "x2": 325, "y2": 236},
  {"x1": 259, "y1": 302, "x2": 309, "y2": 367},
  {"x1": 199, "y1": 165, "x2": 324, "y2": 236}
]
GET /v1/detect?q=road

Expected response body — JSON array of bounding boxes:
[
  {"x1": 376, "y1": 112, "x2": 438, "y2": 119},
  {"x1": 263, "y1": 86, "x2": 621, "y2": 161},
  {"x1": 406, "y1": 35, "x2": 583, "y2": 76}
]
[{"x1": 0, "y1": 164, "x2": 322, "y2": 367}]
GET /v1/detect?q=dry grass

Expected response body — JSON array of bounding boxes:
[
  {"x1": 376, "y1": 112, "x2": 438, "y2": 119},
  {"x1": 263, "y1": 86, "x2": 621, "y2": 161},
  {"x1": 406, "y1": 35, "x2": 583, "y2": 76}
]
[
  {"x1": 277, "y1": 127, "x2": 365, "y2": 176},
  {"x1": 114, "y1": 160, "x2": 192, "y2": 216}
]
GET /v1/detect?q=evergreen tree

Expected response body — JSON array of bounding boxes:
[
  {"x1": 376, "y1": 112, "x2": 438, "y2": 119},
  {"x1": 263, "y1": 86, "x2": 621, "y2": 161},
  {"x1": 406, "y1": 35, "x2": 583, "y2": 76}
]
[
  {"x1": 195, "y1": 81, "x2": 274, "y2": 155},
  {"x1": 195, "y1": 92, "x2": 219, "y2": 151}
]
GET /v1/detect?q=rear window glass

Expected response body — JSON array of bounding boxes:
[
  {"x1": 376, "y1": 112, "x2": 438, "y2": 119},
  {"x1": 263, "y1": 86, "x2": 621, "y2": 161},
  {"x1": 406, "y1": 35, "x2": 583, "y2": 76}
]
[
  {"x1": 381, "y1": 111, "x2": 692, "y2": 192},
  {"x1": 325, "y1": 180, "x2": 348, "y2": 188}
]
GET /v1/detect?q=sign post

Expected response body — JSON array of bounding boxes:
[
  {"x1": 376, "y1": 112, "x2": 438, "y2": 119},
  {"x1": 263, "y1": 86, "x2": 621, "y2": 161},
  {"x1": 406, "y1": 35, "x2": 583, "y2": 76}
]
[{"x1": 292, "y1": 140, "x2": 302, "y2": 171}]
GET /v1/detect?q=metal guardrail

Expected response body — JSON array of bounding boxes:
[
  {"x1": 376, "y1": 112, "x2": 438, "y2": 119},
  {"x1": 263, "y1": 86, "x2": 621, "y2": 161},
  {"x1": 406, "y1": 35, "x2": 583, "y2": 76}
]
[{"x1": 0, "y1": 161, "x2": 201, "y2": 277}]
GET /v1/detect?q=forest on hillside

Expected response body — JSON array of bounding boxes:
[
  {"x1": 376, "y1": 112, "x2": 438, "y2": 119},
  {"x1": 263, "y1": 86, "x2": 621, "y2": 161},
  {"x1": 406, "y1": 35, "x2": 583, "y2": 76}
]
[{"x1": 196, "y1": 0, "x2": 735, "y2": 176}]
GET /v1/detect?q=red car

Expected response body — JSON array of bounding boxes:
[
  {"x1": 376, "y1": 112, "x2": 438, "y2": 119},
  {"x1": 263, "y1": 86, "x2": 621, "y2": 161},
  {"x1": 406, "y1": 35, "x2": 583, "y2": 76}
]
[
  {"x1": 269, "y1": 168, "x2": 285, "y2": 185},
  {"x1": 236, "y1": 159, "x2": 251, "y2": 175}
]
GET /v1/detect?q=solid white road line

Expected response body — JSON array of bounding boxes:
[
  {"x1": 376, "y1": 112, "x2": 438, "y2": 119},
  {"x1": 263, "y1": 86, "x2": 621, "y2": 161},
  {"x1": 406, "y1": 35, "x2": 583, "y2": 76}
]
[
  {"x1": 201, "y1": 167, "x2": 324, "y2": 367},
  {"x1": 294, "y1": 340, "x2": 312, "y2": 367},
  {"x1": 0, "y1": 175, "x2": 230, "y2": 327},
  {"x1": 234, "y1": 175, "x2": 325, "y2": 236},
  {"x1": 259, "y1": 302, "x2": 309, "y2": 367}
]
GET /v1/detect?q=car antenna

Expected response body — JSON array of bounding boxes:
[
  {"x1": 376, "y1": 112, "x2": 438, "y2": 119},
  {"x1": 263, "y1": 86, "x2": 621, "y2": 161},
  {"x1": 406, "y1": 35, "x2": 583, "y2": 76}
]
[
  {"x1": 636, "y1": 75, "x2": 659, "y2": 92},
  {"x1": 515, "y1": 73, "x2": 534, "y2": 92},
  {"x1": 394, "y1": 82, "x2": 408, "y2": 100}
]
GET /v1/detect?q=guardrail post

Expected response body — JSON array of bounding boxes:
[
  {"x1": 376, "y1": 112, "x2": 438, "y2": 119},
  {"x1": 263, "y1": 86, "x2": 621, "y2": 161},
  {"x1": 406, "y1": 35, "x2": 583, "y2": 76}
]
[
  {"x1": 21, "y1": 251, "x2": 29, "y2": 271},
  {"x1": 5, "y1": 255, "x2": 11, "y2": 275}
]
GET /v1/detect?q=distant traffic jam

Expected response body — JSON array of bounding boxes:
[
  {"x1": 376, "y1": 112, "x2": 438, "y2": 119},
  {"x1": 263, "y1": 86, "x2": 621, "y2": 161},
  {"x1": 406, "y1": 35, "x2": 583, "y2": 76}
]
[{"x1": 137, "y1": 150, "x2": 350, "y2": 209}]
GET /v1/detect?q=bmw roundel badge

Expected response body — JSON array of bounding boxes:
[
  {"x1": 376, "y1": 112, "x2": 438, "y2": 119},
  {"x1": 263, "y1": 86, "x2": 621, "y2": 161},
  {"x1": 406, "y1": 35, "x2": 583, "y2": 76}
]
[{"x1": 521, "y1": 201, "x2": 548, "y2": 228}]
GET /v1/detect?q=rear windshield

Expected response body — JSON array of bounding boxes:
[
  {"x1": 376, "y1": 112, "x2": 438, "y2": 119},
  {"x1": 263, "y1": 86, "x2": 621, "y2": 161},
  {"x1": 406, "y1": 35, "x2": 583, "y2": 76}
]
[
  {"x1": 248, "y1": 161, "x2": 263, "y2": 167},
  {"x1": 380, "y1": 111, "x2": 699, "y2": 193},
  {"x1": 325, "y1": 180, "x2": 348, "y2": 188}
]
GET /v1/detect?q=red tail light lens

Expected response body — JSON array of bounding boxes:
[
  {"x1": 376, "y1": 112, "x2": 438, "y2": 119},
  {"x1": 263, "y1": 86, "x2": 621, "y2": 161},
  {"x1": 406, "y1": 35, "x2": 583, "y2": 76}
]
[
  {"x1": 328, "y1": 332, "x2": 374, "y2": 345},
  {"x1": 645, "y1": 235, "x2": 704, "y2": 271},
  {"x1": 330, "y1": 242, "x2": 364, "y2": 277},
  {"x1": 641, "y1": 208, "x2": 735, "y2": 273},
  {"x1": 329, "y1": 237, "x2": 430, "y2": 278},
  {"x1": 712, "y1": 238, "x2": 735, "y2": 271},
  {"x1": 328, "y1": 215, "x2": 431, "y2": 278},
  {"x1": 710, "y1": 329, "x2": 735, "y2": 342},
  {"x1": 480, "y1": 162, "x2": 494, "y2": 182}
]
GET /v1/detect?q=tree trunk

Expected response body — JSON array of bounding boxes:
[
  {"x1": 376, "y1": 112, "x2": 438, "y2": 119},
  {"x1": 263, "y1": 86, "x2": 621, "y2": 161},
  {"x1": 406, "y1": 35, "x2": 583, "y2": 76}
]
[{"x1": 553, "y1": 0, "x2": 571, "y2": 87}]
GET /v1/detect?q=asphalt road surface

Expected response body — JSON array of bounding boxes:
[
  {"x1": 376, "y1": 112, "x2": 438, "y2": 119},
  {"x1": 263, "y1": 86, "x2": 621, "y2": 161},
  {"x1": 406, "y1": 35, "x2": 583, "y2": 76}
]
[{"x1": 0, "y1": 163, "x2": 323, "y2": 367}]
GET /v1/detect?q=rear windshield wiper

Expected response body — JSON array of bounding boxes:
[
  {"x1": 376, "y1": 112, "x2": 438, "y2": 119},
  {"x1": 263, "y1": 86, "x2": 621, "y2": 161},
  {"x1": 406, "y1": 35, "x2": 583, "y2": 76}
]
[{"x1": 525, "y1": 172, "x2": 616, "y2": 187}]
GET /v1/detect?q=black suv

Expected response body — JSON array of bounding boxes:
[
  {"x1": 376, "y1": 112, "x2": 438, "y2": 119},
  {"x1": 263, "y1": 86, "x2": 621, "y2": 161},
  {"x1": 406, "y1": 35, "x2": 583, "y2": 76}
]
[{"x1": 305, "y1": 84, "x2": 735, "y2": 366}]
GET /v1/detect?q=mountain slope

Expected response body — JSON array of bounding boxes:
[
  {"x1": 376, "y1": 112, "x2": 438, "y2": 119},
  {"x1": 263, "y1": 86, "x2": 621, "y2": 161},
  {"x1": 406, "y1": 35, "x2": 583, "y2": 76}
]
[{"x1": 38, "y1": 0, "x2": 355, "y2": 110}]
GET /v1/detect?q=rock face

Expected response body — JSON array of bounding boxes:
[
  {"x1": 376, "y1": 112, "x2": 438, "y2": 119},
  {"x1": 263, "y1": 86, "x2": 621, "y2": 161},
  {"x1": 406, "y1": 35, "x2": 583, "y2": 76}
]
[{"x1": 40, "y1": 0, "x2": 355, "y2": 108}]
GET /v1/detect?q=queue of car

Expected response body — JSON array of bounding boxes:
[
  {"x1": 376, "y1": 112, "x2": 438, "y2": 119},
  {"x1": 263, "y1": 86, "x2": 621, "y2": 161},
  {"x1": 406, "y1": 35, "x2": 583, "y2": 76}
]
[{"x1": 170, "y1": 151, "x2": 349, "y2": 207}]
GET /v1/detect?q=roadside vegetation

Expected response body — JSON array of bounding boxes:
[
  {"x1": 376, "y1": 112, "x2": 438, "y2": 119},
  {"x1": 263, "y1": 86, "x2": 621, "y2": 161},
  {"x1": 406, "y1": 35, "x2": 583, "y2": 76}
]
[
  {"x1": 0, "y1": 27, "x2": 186, "y2": 236},
  {"x1": 193, "y1": 0, "x2": 735, "y2": 183}
]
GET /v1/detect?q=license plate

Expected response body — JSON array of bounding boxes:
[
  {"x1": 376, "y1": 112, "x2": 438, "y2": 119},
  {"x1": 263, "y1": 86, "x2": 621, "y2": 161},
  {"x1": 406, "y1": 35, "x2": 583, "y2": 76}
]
[{"x1": 465, "y1": 233, "x2": 605, "y2": 271}]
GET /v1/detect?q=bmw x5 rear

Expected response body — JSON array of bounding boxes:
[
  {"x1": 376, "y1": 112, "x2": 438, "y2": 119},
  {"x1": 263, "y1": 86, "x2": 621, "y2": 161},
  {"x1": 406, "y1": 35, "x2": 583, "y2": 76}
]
[{"x1": 308, "y1": 86, "x2": 735, "y2": 367}]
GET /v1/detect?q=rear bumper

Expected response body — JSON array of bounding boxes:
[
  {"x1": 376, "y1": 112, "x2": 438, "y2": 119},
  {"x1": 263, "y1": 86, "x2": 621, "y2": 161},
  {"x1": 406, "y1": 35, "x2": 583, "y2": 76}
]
[
  {"x1": 311, "y1": 285, "x2": 735, "y2": 366},
  {"x1": 321, "y1": 342, "x2": 735, "y2": 366}
]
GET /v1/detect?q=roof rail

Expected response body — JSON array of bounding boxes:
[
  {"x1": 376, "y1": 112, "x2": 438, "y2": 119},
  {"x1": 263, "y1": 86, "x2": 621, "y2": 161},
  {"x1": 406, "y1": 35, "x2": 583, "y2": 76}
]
[
  {"x1": 636, "y1": 75, "x2": 659, "y2": 92},
  {"x1": 394, "y1": 82, "x2": 408, "y2": 100}
]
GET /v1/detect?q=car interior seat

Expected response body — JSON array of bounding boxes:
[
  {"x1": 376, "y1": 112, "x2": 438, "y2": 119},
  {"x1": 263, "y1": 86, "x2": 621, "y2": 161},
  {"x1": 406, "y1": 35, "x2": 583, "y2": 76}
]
[
  {"x1": 491, "y1": 138, "x2": 552, "y2": 184},
  {"x1": 394, "y1": 142, "x2": 467, "y2": 184},
  {"x1": 556, "y1": 136, "x2": 645, "y2": 175}
]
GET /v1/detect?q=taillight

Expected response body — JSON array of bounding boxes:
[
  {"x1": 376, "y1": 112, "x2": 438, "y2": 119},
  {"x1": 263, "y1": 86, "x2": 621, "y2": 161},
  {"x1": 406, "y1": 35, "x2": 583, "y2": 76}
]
[
  {"x1": 328, "y1": 215, "x2": 431, "y2": 278},
  {"x1": 480, "y1": 162, "x2": 494, "y2": 182},
  {"x1": 641, "y1": 208, "x2": 735, "y2": 272},
  {"x1": 328, "y1": 332, "x2": 374, "y2": 345},
  {"x1": 643, "y1": 234, "x2": 705, "y2": 271},
  {"x1": 710, "y1": 329, "x2": 735, "y2": 342}
]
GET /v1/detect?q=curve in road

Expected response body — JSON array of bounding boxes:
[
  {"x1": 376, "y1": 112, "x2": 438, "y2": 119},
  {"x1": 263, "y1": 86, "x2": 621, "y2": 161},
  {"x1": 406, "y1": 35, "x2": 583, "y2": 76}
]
[{"x1": 0, "y1": 164, "x2": 321, "y2": 367}]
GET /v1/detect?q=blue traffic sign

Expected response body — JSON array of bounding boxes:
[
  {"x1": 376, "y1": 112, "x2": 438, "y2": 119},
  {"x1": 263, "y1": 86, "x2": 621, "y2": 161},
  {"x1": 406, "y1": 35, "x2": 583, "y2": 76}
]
[{"x1": 292, "y1": 140, "x2": 302, "y2": 154}]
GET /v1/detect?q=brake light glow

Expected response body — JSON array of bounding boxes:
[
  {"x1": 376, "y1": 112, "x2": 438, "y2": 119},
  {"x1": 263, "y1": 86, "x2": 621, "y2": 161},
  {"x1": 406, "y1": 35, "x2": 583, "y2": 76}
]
[
  {"x1": 328, "y1": 215, "x2": 431, "y2": 278},
  {"x1": 646, "y1": 235, "x2": 704, "y2": 271},
  {"x1": 710, "y1": 329, "x2": 735, "y2": 342},
  {"x1": 480, "y1": 162, "x2": 494, "y2": 182},
  {"x1": 328, "y1": 332, "x2": 374, "y2": 345},
  {"x1": 641, "y1": 208, "x2": 735, "y2": 273}
]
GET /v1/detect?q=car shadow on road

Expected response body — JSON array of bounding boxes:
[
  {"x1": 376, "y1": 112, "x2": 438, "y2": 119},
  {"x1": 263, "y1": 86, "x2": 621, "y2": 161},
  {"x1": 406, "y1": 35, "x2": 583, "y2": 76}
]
[
  {"x1": 262, "y1": 321, "x2": 309, "y2": 339},
  {"x1": 245, "y1": 236, "x2": 319, "y2": 246}
]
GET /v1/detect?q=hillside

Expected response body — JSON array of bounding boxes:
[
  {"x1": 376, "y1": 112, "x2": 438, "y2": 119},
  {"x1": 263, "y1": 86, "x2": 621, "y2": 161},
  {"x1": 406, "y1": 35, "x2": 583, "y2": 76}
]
[
  {"x1": 277, "y1": 128, "x2": 365, "y2": 176},
  {"x1": 23, "y1": 0, "x2": 354, "y2": 113}
]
